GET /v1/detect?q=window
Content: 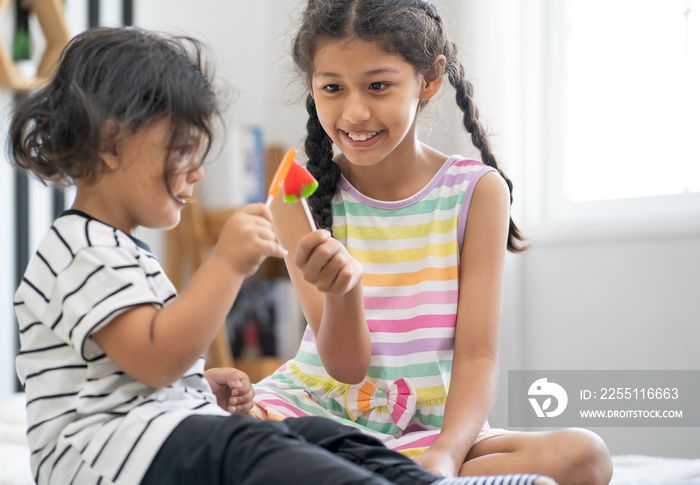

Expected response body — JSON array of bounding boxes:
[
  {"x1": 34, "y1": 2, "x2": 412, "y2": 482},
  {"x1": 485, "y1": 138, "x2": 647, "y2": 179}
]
[{"x1": 544, "y1": 0, "x2": 700, "y2": 223}]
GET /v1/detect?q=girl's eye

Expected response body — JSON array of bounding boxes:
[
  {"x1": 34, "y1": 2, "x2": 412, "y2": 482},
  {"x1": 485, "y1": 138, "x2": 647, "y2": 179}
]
[
  {"x1": 369, "y1": 82, "x2": 388, "y2": 91},
  {"x1": 322, "y1": 84, "x2": 341, "y2": 93}
]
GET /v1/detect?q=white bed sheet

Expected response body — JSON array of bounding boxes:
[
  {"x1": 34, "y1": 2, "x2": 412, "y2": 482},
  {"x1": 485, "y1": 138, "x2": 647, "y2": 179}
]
[
  {"x1": 611, "y1": 455, "x2": 700, "y2": 485},
  {"x1": 1, "y1": 393, "x2": 699, "y2": 485}
]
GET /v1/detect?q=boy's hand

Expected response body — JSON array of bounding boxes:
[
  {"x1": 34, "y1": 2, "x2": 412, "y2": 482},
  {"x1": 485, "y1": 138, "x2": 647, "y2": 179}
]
[
  {"x1": 295, "y1": 229, "x2": 362, "y2": 296},
  {"x1": 214, "y1": 203, "x2": 287, "y2": 277},
  {"x1": 204, "y1": 367, "x2": 254, "y2": 414}
]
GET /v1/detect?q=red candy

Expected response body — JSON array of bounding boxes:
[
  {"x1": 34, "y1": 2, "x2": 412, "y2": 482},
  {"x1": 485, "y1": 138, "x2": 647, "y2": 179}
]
[{"x1": 282, "y1": 160, "x2": 318, "y2": 203}]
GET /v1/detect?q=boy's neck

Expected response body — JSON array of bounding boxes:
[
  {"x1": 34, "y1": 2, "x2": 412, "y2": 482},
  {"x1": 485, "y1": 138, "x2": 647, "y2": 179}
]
[
  {"x1": 60, "y1": 208, "x2": 151, "y2": 251},
  {"x1": 72, "y1": 178, "x2": 135, "y2": 235}
]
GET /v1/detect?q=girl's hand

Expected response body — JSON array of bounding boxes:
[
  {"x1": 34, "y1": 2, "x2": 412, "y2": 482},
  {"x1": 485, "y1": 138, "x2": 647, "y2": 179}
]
[
  {"x1": 214, "y1": 203, "x2": 288, "y2": 277},
  {"x1": 204, "y1": 367, "x2": 254, "y2": 414},
  {"x1": 412, "y1": 447, "x2": 461, "y2": 477},
  {"x1": 295, "y1": 229, "x2": 362, "y2": 296}
]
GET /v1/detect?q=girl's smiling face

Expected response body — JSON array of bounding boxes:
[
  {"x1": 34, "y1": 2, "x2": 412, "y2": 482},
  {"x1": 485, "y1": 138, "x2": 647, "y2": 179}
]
[{"x1": 310, "y1": 38, "x2": 433, "y2": 169}]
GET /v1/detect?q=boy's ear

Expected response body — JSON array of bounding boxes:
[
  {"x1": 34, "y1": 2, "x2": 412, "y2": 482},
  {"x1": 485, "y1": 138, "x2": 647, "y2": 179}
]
[
  {"x1": 420, "y1": 55, "x2": 447, "y2": 100},
  {"x1": 98, "y1": 119, "x2": 122, "y2": 169}
]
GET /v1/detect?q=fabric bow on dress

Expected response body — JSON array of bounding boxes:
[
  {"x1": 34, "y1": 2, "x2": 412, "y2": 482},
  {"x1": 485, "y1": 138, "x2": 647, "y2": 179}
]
[{"x1": 344, "y1": 377, "x2": 417, "y2": 430}]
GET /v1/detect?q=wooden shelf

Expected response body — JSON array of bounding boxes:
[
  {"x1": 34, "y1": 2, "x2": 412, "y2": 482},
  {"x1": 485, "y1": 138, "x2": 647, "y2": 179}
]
[{"x1": 0, "y1": 0, "x2": 71, "y2": 91}]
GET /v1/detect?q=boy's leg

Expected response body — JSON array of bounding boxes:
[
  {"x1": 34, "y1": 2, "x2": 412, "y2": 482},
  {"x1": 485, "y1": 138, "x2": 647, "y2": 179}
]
[
  {"x1": 141, "y1": 414, "x2": 396, "y2": 485},
  {"x1": 283, "y1": 417, "x2": 552, "y2": 485},
  {"x1": 283, "y1": 416, "x2": 437, "y2": 485},
  {"x1": 142, "y1": 414, "x2": 554, "y2": 485}
]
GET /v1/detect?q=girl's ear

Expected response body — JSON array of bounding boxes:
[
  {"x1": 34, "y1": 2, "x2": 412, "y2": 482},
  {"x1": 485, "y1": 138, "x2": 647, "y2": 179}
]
[
  {"x1": 98, "y1": 119, "x2": 122, "y2": 169},
  {"x1": 420, "y1": 55, "x2": 447, "y2": 100}
]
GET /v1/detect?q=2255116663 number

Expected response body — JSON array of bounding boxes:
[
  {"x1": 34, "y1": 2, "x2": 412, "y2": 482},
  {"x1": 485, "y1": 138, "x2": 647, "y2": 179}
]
[{"x1": 597, "y1": 387, "x2": 679, "y2": 400}]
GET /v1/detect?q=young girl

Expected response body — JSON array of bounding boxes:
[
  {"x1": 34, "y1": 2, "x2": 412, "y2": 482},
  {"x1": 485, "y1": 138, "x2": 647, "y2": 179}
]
[
  {"x1": 254, "y1": 1, "x2": 613, "y2": 484},
  {"x1": 10, "y1": 26, "x2": 551, "y2": 485}
]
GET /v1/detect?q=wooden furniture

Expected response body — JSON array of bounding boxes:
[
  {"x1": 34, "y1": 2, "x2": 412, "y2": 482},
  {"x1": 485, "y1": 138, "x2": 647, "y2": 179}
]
[
  {"x1": 0, "y1": 0, "x2": 71, "y2": 91},
  {"x1": 165, "y1": 145, "x2": 289, "y2": 378}
]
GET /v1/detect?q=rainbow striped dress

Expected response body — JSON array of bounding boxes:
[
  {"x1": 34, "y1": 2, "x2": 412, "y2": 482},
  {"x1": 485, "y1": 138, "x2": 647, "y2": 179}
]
[{"x1": 253, "y1": 156, "x2": 505, "y2": 455}]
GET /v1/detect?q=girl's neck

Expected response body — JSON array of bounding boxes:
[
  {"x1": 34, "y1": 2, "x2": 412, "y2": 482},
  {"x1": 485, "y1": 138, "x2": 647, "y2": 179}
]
[{"x1": 337, "y1": 142, "x2": 447, "y2": 201}]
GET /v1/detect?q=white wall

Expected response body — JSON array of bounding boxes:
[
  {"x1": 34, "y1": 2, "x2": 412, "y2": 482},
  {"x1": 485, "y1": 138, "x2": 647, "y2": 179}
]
[
  {"x1": 519, "y1": 230, "x2": 700, "y2": 457},
  {"x1": 454, "y1": 0, "x2": 700, "y2": 458}
]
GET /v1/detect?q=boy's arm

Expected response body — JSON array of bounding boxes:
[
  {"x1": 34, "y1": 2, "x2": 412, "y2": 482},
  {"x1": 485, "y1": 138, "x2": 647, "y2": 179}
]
[
  {"x1": 270, "y1": 195, "x2": 370, "y2": 385},
  {"x1": 93, "y1": 204, "x2": 287, "y2": 388}
]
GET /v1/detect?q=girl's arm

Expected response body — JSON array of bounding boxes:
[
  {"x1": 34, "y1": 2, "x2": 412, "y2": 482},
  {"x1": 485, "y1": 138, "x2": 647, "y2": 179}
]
[
  {"x1": 270, "y1": 194, "x2": 370, "y2": 384},
  {"x1": 93, "y1": 204, "x2": 287, "y2": 388},
  {"x1": 413, "y1": 171, "x2": 511, "y2": 476}
]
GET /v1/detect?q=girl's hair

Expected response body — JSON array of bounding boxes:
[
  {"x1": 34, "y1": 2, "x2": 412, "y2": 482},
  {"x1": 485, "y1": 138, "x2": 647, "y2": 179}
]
[
  {"x1": 9, "y1": 27, "x2": 219, "y2": 197},
  {"x1": 293, "y1": 0, "x2": 526, "y2": 252}
]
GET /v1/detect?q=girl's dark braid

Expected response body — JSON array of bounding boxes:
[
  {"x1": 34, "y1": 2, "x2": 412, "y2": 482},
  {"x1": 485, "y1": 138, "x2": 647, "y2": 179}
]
[
  {"x1": 445, "y1": 46, "x2": 527, "y2": 253},
  {"x1": 304, "y1": 94, "x2": 340, "y2": 231}
]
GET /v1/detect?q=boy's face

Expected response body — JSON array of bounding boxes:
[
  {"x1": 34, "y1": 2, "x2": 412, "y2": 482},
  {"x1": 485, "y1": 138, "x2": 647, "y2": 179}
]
[{"x1": 98, "y1": 118, "x2": 205, "y2": 234}]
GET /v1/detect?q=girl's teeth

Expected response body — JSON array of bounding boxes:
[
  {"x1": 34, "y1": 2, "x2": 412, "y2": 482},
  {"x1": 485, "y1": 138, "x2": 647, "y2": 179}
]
[{"x1": 346, "y1": 131, "x2": 378, "y2": 141}]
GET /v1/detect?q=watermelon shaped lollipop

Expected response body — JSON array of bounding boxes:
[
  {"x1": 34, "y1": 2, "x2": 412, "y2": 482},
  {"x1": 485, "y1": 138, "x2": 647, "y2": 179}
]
[
  {"x1": 282, "y1": 160, "x2": 318, "y2": 203},
  {"x1": 264, "y1": 147, "x2": 318, "y2": 229}
]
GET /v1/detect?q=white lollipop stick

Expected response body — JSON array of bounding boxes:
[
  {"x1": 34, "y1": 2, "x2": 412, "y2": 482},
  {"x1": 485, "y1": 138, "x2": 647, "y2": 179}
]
[{"x1": 301, "y1": 198, "x2": 316, "y2": 229}]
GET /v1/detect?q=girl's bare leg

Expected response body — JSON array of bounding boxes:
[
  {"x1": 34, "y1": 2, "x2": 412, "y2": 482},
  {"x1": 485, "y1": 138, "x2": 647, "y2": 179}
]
[{"x1": 460, "y1": 428, "x2": 612, "y2": 485}]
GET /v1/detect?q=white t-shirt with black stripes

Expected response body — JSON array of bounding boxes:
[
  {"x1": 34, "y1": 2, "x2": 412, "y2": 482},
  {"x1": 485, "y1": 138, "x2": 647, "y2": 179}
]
[{"x1": 15, "y1": 210, "x2": 228, "y2": 485}]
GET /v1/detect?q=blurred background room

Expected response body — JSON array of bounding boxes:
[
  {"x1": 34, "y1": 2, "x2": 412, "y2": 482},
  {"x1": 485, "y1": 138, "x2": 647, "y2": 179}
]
[{"x1": 1, "y1": 0, "x2": 698, "y2": 461}]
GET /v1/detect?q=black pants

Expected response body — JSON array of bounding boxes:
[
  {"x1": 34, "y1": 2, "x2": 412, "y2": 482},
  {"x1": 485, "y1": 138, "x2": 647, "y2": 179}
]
[{"x1": 141, "y1": 414, "x2": 440, "y2": 485}]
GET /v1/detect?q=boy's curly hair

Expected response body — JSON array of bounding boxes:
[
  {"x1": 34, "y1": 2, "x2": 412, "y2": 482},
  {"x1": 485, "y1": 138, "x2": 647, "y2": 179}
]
[{"x1": 9, "y1": 27, "x2": 219, "y2": 200}]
